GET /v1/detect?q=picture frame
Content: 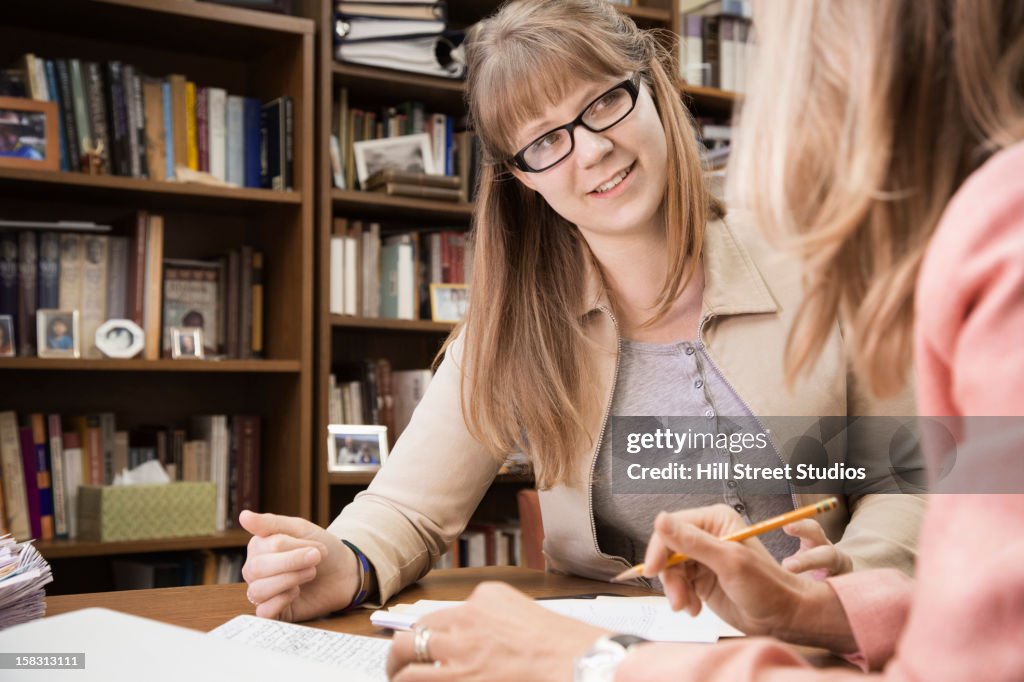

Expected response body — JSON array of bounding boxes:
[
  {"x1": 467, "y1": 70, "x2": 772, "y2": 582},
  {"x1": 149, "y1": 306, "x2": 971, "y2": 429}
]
[
  {"x1": 95, "y1": 319, "x2": 145, "y2": 359},
  {"x1": 354, "y1": 133, "x2": 435, "y2": 187},
  {"x1": 36, "y1": 309, "x2": 80, "y2": 358},
  {"x1": 429, "y1": 283, "x2": 469, "y2": 323},
  {"x1": 0, "y1": 97, "x2": 59, "y2": 171},
  {"x1": 0, "y1": 314, "x2": 14, "y2": 357},
  {"x1": 327, "y1": 424, "x2": 389, "y2": 472},
  {"x1": 171, "y1": 326, "x2": 205, "y2": 359}
]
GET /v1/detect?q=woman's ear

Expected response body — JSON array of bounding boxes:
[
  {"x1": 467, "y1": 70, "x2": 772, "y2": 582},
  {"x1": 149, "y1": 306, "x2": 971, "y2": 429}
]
[{"x1": 510, "y1": 164, "x2": 538, "y2": 192}]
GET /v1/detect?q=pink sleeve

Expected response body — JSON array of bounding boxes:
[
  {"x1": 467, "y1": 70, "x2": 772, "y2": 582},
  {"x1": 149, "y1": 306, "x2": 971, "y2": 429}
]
[
  {"x1": 915, "y1": 143, "x2": 1024, "y2": 418},
  {"x1": 827, "y1": 570, "x2": 913, "y2": 671}
]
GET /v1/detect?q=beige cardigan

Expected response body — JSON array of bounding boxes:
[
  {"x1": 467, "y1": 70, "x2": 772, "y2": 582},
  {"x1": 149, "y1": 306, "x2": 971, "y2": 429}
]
[{"x1": 328, "y1": 212, "x2": 925, "y2": 602}]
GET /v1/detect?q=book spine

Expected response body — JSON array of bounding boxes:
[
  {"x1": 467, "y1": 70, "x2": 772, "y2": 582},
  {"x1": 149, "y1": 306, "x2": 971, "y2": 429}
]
[
  {"x1": 142, "y1": 79, "x2": 166, "y2": 182},
  {"x1": 84, "y1": 62, "x2": 111, "y2": 175},
  {"x1": 121, "y1": 65, "x2": 141, "y2": 178},
  {"x1": 251, "y1": 251, "x2": 264, "y2": 358},
  {"x1": 0, "y1": 412, "x2": 30, "y2": 540},
  {"x1": 163, "y1": 80, "x2": 175, "y2": 180},
  {"x1": 0, "y1": 231, "x2": 17, "y2": 322},
  {"x1": 185, "y1": 81, "x2": 199, "y2": 170},
  {"x1": 226, "y1": 249, "x2": 240, "y2": 358},
  {"x1": 86, "y1": 417, "x2": 102, "y2": 488},
  {"x1": 69, "y1": 59, "x2": 94, "y2": 166},
  {"x1": 239, "y1": 245, "x2": 253, "y2": 360},
  {"x1": 19, "y1": 426, "x2": 42, "y2": 540},
  {"x1": 80, "y1": 235, "x2": 109, "y2": 358},
  {"x1": 55, "y1": 60, "x2": 81, "y2": 172},
  {"x1": 17, "y1": 231, "x2": 38, "y2": 356},
  {"x1": 196, "y1": 86, "x2": 209, "y2": 172},
  {"x1": 46, "y1": 414, "x2": 68, "y2": 539},
  {"x1": 170, "y1": 74, "x2": 188, "y2": 178},
  {"x1": 131, "y1": 70, "x2": 149, "y2": 179},
  {"x1": 57, "y1": 233, "x2": 82, "y2": 312},
  {"x1": 36, "y1": 232, "x2": 60, "y2": 310},
  {"x1": 243, "y1": 98, "x2": 262, "y2": 188},
  {"x1": 105, "y1": 61, "x2": 130, "y2": 176},
  {"x1": 226, "y1": 95, "x2": 245, "y2": 186},
  {"x1": 143, "y1": 215, "x2": 164, "y2": 360},
  {"x1": 29, "y1": 414, "x2": 54, "y2": 540},
  {"x1": 99, "y1": 413, "x2": 116, "y2": 487},
  {"x1": 125, "y1": 212, "x2": 147, "y2": 327},
  {"x1": 43, "y1": 59, "x2": 71, "y2": 172},
  {"x1": 284, "y1": 96, "x2": 293, "y2": 190},
  {"x1": 106, "y1": 236, "x2": 129, "y2": 321},
  {"x1": 208, "y1": 88, "x2": 228, "y2": 183}
]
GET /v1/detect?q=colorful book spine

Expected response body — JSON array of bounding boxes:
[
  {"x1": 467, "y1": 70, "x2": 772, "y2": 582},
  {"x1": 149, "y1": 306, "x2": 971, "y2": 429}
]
[
  {"x1": 29, "y1": 414, "x2": 54, "y2": 541},
  {"x1": 162, "y1": 80, "x2": 175, "y2": 180},
  {"x1": 47, "y1": 414, "x2": 69, "y2": 539},
  {"x1": 19, "y1": 425, "x2": 42, "y2": 540}
]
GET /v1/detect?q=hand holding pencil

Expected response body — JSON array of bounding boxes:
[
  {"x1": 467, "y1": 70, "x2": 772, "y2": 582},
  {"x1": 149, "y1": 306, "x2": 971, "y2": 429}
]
[{"x1": 630, "y1": 498, "x2": 844, "y2": 640}]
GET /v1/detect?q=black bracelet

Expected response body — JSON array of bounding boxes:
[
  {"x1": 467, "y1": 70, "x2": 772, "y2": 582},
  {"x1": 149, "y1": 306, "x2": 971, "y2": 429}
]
[{"x1": 341, "y1": 539, "x2": 372, "y2": 610}]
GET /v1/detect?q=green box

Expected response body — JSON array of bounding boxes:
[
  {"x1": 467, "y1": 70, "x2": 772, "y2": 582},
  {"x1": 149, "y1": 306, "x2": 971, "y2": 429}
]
[{"x1": 77, "y1": 482, "x2": 217, "y2": 542}]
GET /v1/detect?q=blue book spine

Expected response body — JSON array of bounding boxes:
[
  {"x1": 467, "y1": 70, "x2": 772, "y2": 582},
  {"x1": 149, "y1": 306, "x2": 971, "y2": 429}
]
[
  {"x1": 162, "y1": 80, "x2": 175, "y2": 180},
  {"x1": 44, "y1": 60, "x2": 70, "y2": 171},
  {"x1": 445, "y1": 116, "x2": 455, "y2": 175},
  {"x1": 243, "y1": 97, "x2": 262, "y2": 188}
]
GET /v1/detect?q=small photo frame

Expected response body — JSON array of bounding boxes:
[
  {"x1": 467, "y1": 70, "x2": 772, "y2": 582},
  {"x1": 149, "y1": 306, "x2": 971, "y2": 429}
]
[
  {"x1": 0, "y1": 97, "x2": 59, "y2": 171},
  {"x1": 430, "y1": 283, "x2": 469, "y2": 323},
  {"x1": 354, "y1": 133, "x2": 435, "y2": 187},
  {"x1": 0, "y1": 314, "x2": 14, "y2": 357},
  {"x1": 171, "y1": 326, "x2": 205, "y2": 359},
  {"x1": 96, "y1": 319, "x2": 145, "y2": 359},
  {"x1": 327, "y1": 424, "x2": 389, "y2": 472},
  {"x1": 37, "y1": 309, "x2": 80, "y2": 358}
]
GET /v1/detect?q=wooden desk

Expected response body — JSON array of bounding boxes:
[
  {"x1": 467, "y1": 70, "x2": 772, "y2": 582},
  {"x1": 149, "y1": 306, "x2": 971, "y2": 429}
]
[
  {"x1": 46, "y1": 566, "x2": 848, "y2": 668},
  {"x1": 46, "y1": 567, "x2": 656, "y2": 637}
]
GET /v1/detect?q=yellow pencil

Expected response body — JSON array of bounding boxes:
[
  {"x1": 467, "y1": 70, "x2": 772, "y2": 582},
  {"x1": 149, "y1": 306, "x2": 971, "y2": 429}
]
[{"x1": 612, "y1": 497, "x2": 839, "y2": 582}]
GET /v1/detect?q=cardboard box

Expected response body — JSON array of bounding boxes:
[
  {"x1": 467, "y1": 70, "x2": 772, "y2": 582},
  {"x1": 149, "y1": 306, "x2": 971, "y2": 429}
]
[{"x1": 77, "y1": 482, "x2": 217, "y2": 542}]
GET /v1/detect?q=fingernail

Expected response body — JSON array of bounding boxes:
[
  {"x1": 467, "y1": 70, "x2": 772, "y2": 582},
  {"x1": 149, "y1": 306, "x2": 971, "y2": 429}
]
[{"x1": 305, "y1": 548, "x2": 319, "y2": 562}]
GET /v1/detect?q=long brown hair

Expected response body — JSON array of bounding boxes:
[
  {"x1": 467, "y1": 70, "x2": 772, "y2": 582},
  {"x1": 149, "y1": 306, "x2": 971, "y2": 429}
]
[
  {"x1": 728, "y1": 0, "x2": 1024, "y2": 397},
  {"x1": 453, "y1": 0, "x2": 721, "y2": 488}
]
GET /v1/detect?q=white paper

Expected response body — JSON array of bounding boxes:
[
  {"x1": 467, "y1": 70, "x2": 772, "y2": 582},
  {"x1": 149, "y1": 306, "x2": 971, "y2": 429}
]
[
  {"x1": 112, "y1": 459, "x2": 171, "y2": 485},
  {"x1": 372, "y1": 596, "x2": 725, "y2": 643},
  {"x1": 209, "y1": 614, "x2": 389, "y2": 680}
]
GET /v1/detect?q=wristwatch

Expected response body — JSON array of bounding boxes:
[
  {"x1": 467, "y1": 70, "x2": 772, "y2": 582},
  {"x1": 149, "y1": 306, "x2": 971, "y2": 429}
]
[{"x1": 574, "y1": 634, "x2": 649, "y2": 682}]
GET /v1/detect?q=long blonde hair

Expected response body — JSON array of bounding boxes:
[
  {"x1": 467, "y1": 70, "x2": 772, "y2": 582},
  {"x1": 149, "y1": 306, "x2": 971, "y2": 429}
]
[
  {"x1": 454, "y1": 0, "x2": 721, "y2": 488},
  {"x1": 729, "y1": 0, "x2": 1024, "y2": 398}
]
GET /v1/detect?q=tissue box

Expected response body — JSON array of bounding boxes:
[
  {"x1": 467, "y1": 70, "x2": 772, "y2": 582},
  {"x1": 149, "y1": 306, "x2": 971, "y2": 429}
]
[{"x1": 77, "y1": 482, "x2": 217, "y2": 542}]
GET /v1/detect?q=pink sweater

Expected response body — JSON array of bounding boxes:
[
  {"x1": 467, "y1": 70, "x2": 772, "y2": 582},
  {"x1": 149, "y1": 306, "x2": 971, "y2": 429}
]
[{"x1": 621, "y1": 142, "x2": 1024, "y2": 681}]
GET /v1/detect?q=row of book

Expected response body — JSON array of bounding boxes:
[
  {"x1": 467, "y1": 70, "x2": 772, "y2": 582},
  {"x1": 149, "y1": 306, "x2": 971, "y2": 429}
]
[
  {"x1": 680, "y1": 0, "x2": 754, "y2": 93},
  {"x1": 435, "y1": 522, "x2": 524, "y2": 569},
  {"x1": 329, "y1": 361, "x2": 433, "y2": 444},
  {"x1": 113, "y1": 550, "x2": 244, "y2": 591},
  {"x1": 329, "y1": 219, "x2": 472, "y2": 320},
  {"x1": 333, "y1": 1, "x2": 467, "y2": 80},
  {"x1": 332, "y1": 88, "x2": 481, "y2": 199},
  {"x1": 0, "y1": 218, "x2": 264, "y2": 360},
  {"x1": 4, "y1": 53, "x2": 293, "y2": 190},
  {"x1": 0, "y1": 410, "x2": 261, "y2": 542}
]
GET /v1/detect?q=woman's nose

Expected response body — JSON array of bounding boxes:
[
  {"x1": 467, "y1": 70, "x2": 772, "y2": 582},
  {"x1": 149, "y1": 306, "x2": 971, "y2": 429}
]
[{"x1": 573, "y1": 126, "x2": 614, "y2": 168}]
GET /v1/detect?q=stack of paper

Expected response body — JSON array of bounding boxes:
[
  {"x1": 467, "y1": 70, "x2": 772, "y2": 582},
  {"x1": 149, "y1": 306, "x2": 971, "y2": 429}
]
[
  {"x1": 0, "y1": 535, "x2": 53, "y2": 630},
  {"x1": 371, "y1": 596, "x2": 731, "y2": 643}
]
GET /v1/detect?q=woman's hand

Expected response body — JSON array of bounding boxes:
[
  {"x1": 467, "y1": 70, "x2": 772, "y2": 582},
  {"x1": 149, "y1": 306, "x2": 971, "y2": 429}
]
[
  {"x1": 781, "y1": 519, "x2": 853, "y2": 579},
  {"x1": 239, "y1": 510, "x2": 360, "y2": 622},
  {"x1": 386, "y1": 582, "x2": 608, "y2": 682},
  {"x1": 643, "y1": 505, "x2": 856, "y2": 651}
]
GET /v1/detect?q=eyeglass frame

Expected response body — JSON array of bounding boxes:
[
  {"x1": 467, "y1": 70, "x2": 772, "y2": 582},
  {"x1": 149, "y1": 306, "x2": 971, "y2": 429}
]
[{"x1": 508, "y1": 74, "x2": 642, "y2": 173}]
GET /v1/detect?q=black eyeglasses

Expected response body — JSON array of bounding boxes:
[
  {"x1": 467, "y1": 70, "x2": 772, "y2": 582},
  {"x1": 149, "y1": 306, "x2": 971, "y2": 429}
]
[{"x1": 509, "y1": 74, "x2": 641, "y2": 173}]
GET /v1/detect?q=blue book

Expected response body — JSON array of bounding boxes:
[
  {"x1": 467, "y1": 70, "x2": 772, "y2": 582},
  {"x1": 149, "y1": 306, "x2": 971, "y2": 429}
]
[
  {"x1": 445, "y1": 116, "x2": 455, "y2": 175},
  {"x1": 43, "y1": 60, "x2": 70, "y2": 171},
  {"x1": 243, "y1": 97, "x2": 262, "y2": 188},
  {"x1": 162, "y1": 80, "x2": 175, "y2": 180}
]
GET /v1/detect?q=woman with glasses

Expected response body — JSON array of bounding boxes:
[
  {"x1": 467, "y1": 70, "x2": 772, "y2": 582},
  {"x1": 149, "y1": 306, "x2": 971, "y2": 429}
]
[{"x1": 238, "y1": 0, "x2": 923, "y2": 626}]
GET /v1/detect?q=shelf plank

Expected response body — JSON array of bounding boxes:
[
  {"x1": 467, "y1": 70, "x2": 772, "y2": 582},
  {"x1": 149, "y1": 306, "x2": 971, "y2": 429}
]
[
  {"x1": 86, "y1": 0, "x2": 314, "y2": 34},
  {"x1": 0, "y1": 167, "x2": 301, "y2": 212},
  {"x1": 619, "y1": 5, "x2": 673, "y2": 23},
  {"x1": 332, "y1": 63, "x2": 466, "y2": 111},
  {"x1": 331, "y1": 316, "x2": 454, "y2": 334},
  {"x1": 37, "y1": 530, "x2": 251, "y2": 560},
  {"x1": 330, "y1": 471, "x2": 533, "y2": 486},
  {"x1": 0, "y1": 359, "x2": 301, "y2": 373},
  {"x1": 679, "y1": 82, "x2": 739, "y2": 112},
  {"x1": 332, "y1": 189, "x2": 474, "y2": 220}
]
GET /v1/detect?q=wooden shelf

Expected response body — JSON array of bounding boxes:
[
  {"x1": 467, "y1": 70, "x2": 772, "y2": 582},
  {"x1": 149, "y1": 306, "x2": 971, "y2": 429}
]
[
  {"x1": 0, "y1": 359, "x2": 301, "y2": 373},
  {"x1": 332, "y1": 62, "x2": 466, "y2": 112},
  {"x1": 332, "y1": 189, "x2": 474, "y2": 220},
  {"x1": 330, "y1": 471, "x2": 534, "y2": 486},
  {"x1": 331, "y1": 316, "x2": 454, "y2": 334},
  {"x1": 679, "y1": 82, "x2": 739, "y2": 113},
  {"x1": 37, "y1": 530, "x2": 251, "y2": 560},
  {"x1": 0, "y1": 167, "x2": 301, "y2": 212},
  {"x1": 619, "y1": 5, "x2": 673, "y2": 24}
]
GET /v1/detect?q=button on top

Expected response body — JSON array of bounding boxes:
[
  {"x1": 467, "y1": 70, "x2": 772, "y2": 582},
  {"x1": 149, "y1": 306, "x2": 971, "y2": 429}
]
[
  {"x1": 726, "y1": 480, "x2": 737, "y2": 489},
  {"x1": 705, "y1": 409, "x2": 715, "y2": 419},
  {"x1": 694, "y1": 379, "x2": 704, "y2": 389},
  {"x1": 734, "y1": 503, "x2": 746, "y2": 513},
  {"x1": 684, "y1": 346, "x2": 696, "y2": 356}
]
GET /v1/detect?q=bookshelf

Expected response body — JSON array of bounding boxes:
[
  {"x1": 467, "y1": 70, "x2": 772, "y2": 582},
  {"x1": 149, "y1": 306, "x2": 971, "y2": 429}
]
[{"x1": 0, "y1": 0, "x2": 315, "y2": 592}]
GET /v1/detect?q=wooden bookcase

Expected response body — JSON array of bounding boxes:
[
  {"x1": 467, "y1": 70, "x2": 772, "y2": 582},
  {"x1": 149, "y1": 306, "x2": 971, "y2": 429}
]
[
  {"x1": 0, "y1": 0, "x2": 314, "y2": 593},
  {"x1": 296, "y1": 0, "x2": 735, "y2": 529}
]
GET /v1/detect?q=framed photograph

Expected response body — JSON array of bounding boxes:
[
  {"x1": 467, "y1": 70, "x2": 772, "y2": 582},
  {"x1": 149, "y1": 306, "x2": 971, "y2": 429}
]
[
  {"x1": 0, "y1": 314, "x2": 14, "y2": 357},
  {"x1": 0, "y1": 97, "x2": 59, "y2": 171},
  {"x1": 37, "y1": 309, "x2": 80, "y2": 358},
  {"x1": 327, "y1": 424, "x2": 389, "y2": 472},
  {"x1": 354, "y1": 133, "x2": 435, "y2": 187},
  {"x1": 430, "y1": 283, "x2": 469, "y2": 323},
  {"x1": 96, "y1": 319, "x2": 145, "y2": 359},
  {"x1": 171, "y1": 326, "x2": 205, "y2": 359}
]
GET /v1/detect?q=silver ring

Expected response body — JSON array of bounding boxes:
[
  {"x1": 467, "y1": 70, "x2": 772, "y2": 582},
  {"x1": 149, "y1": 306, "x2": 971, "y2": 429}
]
[{"x1": 413, "y1": 626, "x2": 433, "y2": 664}]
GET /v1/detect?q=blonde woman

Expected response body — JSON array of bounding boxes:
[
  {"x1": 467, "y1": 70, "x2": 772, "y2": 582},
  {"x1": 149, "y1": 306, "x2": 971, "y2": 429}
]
[
  {"x1": 239, "y1": 0, "x2": 923, "y2": 625},
  {"x1": 386, "y1": 1, "x2": 1024, "y2": 680}
]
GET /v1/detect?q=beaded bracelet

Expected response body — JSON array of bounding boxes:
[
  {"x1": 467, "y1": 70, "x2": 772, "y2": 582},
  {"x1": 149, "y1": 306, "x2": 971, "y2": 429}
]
[{"x1": 341, "y1": 539, "x2": 372, "y2": 610}]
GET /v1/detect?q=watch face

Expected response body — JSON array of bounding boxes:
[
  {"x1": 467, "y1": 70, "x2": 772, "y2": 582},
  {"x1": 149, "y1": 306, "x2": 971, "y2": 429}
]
[{"x1": 574, "y1": 648, "x2": 625, "y2": 682}]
